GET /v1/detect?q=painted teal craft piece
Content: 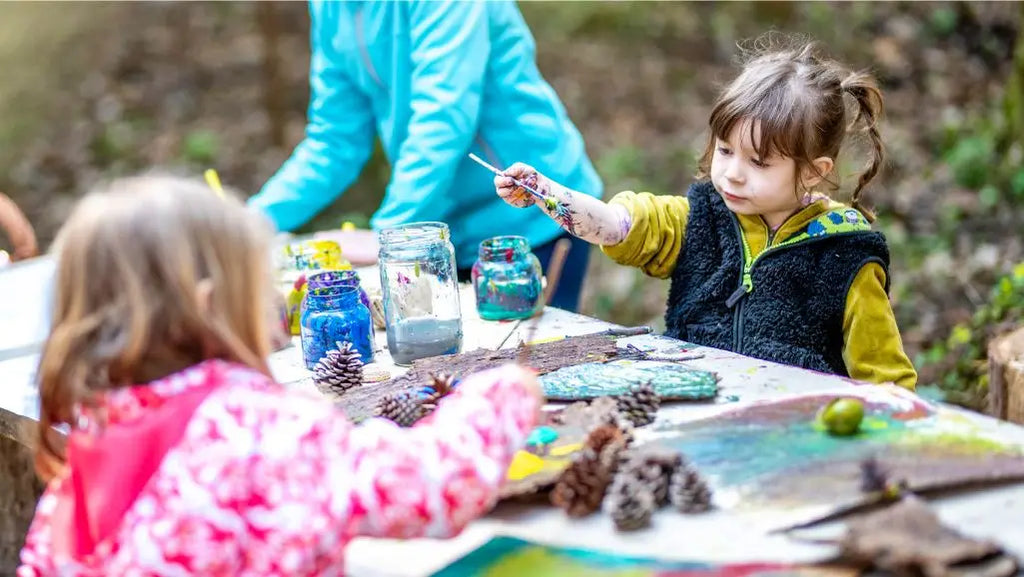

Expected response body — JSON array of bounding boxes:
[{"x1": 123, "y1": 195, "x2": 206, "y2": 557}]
[
  {"x1": 539, "y1": 361, "x2": 718, "y2": 401},
  {"x1": 526, "y1": 426, "x2": 559, "y2": 447},
  {"x1": 431, "y1": 536, "x2": 751, "y2": 576}
]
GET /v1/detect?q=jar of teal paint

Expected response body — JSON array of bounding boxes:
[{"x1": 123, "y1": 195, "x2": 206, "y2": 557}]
[
  {"x1": 471, "y1": 236, "x2": 543, "y2": 321},
  {"x1": 378, "y1": 222, "x2": 463, "y2": 365}
]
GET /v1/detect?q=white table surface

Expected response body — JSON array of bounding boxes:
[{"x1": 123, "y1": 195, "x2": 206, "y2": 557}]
[{"x1": 3, "y1": 258, "x2": 1024, "y2": 576}]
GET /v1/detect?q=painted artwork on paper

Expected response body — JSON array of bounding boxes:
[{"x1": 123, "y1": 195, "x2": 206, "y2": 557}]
[
  {"x1": 540, "y1": 361, "x2": 719, "y2": 401},
  {"x1": 646, "y1": 385, "x2": 1024, "y2": 513},
  {"x1": 499, "y1": 397, "x2": 622, "y2": 499},
  {"x1": 431, "y1": 536, "x2": 852, "y2": 577}
]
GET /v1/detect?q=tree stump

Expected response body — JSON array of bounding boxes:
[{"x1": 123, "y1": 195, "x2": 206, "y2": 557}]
[
  {"x1": 987, "y1": 326, "x2": 1024, "y2": 424},
  {"x1": 0, "y1": 435, "x2": 43, "y2": 574}
]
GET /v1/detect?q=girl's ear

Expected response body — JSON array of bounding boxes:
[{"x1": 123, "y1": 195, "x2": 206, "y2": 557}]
[
  {"x1": 801, "y1": 156, "x2": 835, "y2": 189},
  {"x1": 195, "y1": 278, "x2": 214, "y2": 317}
]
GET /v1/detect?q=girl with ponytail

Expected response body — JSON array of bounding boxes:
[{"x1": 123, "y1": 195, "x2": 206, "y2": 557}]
[{"x1": 493, "y1": 35, "x2": 916, "y2": 389}]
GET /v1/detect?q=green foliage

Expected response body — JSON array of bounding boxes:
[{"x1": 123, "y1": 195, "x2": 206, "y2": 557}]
[
  {"x1": 928, "y1": 7, "x2": 959, "y2": 38},
  {"x1": 182, "y1": 130, "x2": 219, "y2": 164},
  {"x1": 920, "y1": 263, "x2": 1024, "y2": 409},
  {"x1": 596, "y1": 145, "x2": 647, "y2": 196},
  {"x1": 1012, "y1": 169, "x2": 1024, "y2": 197},
  {"x1": 921, "y1": 26, "x2": 1024, "y2": 408},
  {"x1": 939, "y1": 117, "x2": 1024, "y2": 212},
  {"x1": 91, "y1": 123, "x2": 135, "y2": 164},
  {"x1": 943, "y1": 134, "x2": 994, "y2": 191}
]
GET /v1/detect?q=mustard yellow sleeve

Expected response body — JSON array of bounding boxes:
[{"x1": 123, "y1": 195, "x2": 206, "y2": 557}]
[
  {"x1": 842, "y1": 263, "x2": 917, "y2": 390},
  {"x1": 599, "y1": 191, "x2": 689, "y2": 279}
]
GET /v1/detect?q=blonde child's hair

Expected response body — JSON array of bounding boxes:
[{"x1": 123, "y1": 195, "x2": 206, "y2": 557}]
[
  {"x1": 35, "y1": 174, "x2": 276, "y2": 480},
  {"x1": 697, "y1": 34, "x2": 885, "y2": 221}
]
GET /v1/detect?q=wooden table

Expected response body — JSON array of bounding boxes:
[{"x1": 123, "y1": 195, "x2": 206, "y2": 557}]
[
  {"x1": 334, "y1": 324, "x2": 1024, "y2": 576},
  {"x1": 4, "y1": 258, "x2": 1024, "y2": 576}
]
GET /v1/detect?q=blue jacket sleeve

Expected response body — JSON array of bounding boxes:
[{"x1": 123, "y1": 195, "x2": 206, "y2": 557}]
[
  {"x1": 248, "y1": 5, "x2": 376, "y2": 232},
  {"x1": 377, "y1": 1, "x2": 490, "y2": 224}
]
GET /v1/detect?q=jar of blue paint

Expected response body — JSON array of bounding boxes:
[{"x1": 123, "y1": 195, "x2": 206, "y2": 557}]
[
  {"x1": 471, "y1": 236, "x2": 543, "y2": 321},
  {"x1": 307, "y1": 270, "x2": 372, "y2": 312},
  {"x1": 306, "y1": 269, "x2": 376, "y2": 345},
  {"x1": 299, "y1": 284, "x2": 374, "y2": 369},
  {"x1": 378, "y1": 222, "x2": 463, "y2": 365}
]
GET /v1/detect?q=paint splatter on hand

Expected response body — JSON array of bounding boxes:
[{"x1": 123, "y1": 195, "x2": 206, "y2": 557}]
[
  {"x1": 494, "y1": 163, "x2": 545, "y2": 208},
  {"x1": 492, "y1": 162, "x2": 631, "y2": 247},
  {"x1": 553, "y1": 203, "x2": 578, "y2": 237}
]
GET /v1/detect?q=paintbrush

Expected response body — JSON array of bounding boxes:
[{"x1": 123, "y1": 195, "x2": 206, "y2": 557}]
[{"x1": 468, "y1": 153, "x2": 558, "y2": 211}]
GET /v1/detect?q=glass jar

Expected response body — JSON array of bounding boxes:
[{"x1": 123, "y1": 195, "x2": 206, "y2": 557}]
[
  {"x1": 277, "y1": 239, "x2": 349, "y2": 335},
  {"x1": 307, "y1": 270, "x2": 372, "y2": 311},
  {"x1": 471, "y1": 236, "x2": 543, "y2": 321},
  {"x1": 299, "y1": 285, "x2": 374, "y2": 369},
  {"x1": 306, "y1": 269, "x2": 376, "y2": 345},
  {"x1": 378, "y1": 222, "x2": 463, "y2": 365},
  {"x1": 283, "y1": 239, "x2": 346, "y2": 272}
]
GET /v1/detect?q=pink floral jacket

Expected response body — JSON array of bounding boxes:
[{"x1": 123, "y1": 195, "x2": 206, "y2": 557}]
[{"x1": 19, "y1": 360, "x2": 538, "y2": 576}]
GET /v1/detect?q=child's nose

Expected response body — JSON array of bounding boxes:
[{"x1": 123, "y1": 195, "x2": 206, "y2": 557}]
[{"x1": 724, "y1": 159, "x2": 744, "y2": 183}]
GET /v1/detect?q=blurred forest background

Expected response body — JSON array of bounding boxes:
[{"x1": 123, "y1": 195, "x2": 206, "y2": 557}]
[{"x1": 1, "y1": 1, "x2": 1022, "y2": 409}]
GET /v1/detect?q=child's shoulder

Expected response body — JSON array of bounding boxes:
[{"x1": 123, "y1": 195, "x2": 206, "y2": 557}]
[
  {"x1": 209, "y1": 360, "x2": 344, "y2": 428},
  {"x1": 805, "y1": 200, "x2": 877, "y2": 237}
]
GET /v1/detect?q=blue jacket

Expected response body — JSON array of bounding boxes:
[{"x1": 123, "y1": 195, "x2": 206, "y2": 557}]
[{"x1": 249, "y1": 0, "x2": 603, "y2": 266}]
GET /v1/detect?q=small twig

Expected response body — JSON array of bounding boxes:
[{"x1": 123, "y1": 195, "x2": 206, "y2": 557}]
[
  {"x1": 518, "y1": 238, "x2": 572, "y2": 367},
  {"x1": 783, "y1": 535, "x2": 841, "y2": 546},
  {"x1": 643, "y1": 353, "x2": 706, "y2": 363},
  {"x1": 533, "y1": 238, "x2": 571, "y2": 320},
  {"x1": 494, "y1": 319, "x2": 524, "y2": 351},
  {"x1": 603, "y1": 326, "x2": 653, "y2": 337}
]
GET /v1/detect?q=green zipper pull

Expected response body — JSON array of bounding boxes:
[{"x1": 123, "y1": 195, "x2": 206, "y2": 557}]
[{"x1": 726, "y1": 272, "x2": 754, "y2": 308}]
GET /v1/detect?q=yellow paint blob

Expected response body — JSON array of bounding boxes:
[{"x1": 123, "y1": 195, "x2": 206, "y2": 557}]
[
  {"x1": 507, "y1": 451, "x2": 545, "y2": 481},
  {"x1": 525, "y1": 335, "x2": 564, "y2": 346},
  {"x1": 549, "y1": 443, "x2": 583, "y2": 457}
]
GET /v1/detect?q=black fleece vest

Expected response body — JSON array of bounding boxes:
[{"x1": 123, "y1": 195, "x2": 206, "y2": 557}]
[{"x1": 664, "y1": 181, "x2": 890, "y2": 376}]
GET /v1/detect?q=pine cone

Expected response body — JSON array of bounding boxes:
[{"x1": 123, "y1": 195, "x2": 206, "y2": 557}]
[
  {"x1": 615, "y1": 382, "x2": 661, "y2": 427},
  {"x1": 313, "y1": 342, "x2": 364, "y2": 394},
  {"x1": 618, "y1": 448, "x2": 682, "y2": 506},
  {"x1": 550, "y1": 424, "x2": 627, "y2": 517},
  {"x1": 423, "y1": 372, "x2": 457, "y2": 405},
  {"x1": 373, "y1": 392, "x2": 425, "y2": 427},
  {"x1": 551, "y1": 451, "x2": 614, "y2": 517},
  {"x1": 668, "y1": 466, "x2": 713, "y2": 513},
  {"x1": 604, "y1": 472, "x2": 656, "y2": 531},
  {"x1": 586, "y1": 423, "x2": 631, "y2": 472}
]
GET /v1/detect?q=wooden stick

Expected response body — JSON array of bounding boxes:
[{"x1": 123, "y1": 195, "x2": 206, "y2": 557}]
[
  {"x1": 518, "y1": 238, "x2": 572, "y2": 366},
  {"x1": 494, "y1": 319, "x2": 524, "y2": 351}
]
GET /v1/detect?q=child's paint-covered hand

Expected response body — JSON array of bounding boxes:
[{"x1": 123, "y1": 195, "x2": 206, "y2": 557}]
[
  {"x1": 495, "y1": 162, "x2": 629, "y2": 247},
  {"x1": 494, "y1": 162, "x2": 545, "y2": 208}
]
